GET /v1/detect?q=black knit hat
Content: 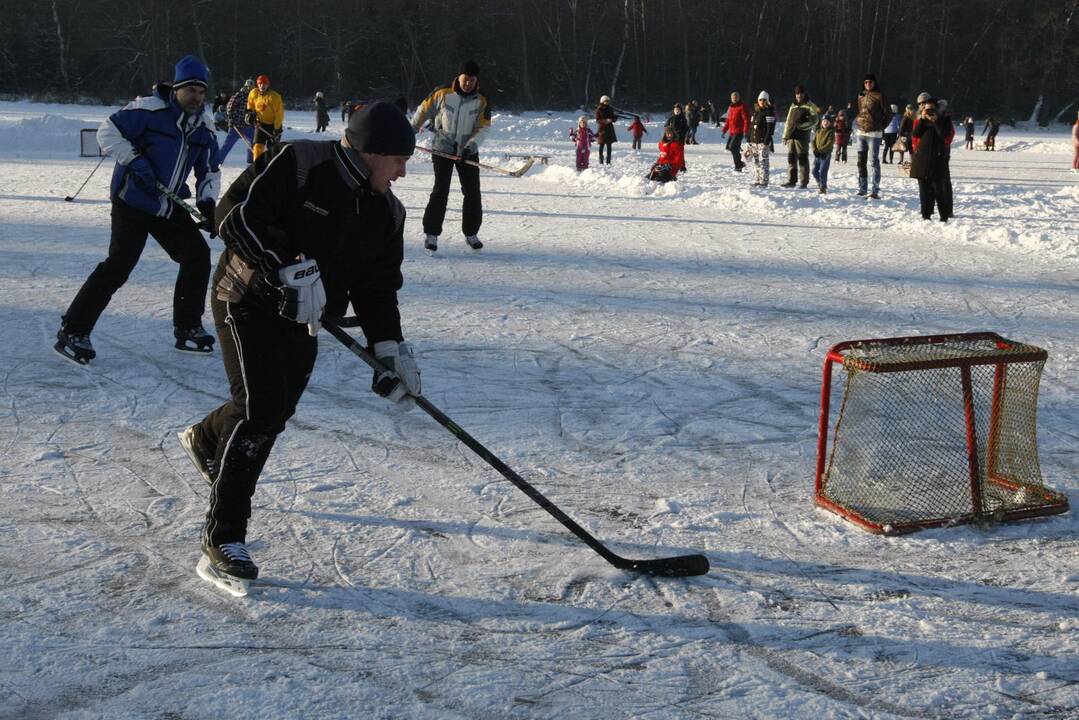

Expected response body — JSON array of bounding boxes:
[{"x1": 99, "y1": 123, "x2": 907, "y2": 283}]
[
  {"x1": 864, "y1": 73, "x2": 877, "y2": 83},
  {"x1": 794, "y1": 84, "x2": 806, "y2": 95},
  {"x1": 345, "y1": 101, "x2": 415, "y2": 156},
  {"x1": 459, "y1": 59, "x2": 480, "y2": 77}
]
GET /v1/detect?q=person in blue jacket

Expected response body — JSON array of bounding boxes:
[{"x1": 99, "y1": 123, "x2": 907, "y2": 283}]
[{"x1": 55, "y1": 55, "x2": 221, "y2": 364}]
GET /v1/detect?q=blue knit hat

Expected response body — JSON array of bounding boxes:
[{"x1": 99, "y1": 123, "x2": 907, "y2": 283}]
[{"x1": 173, "y1": 55, "x2": 209, "y2": 90}]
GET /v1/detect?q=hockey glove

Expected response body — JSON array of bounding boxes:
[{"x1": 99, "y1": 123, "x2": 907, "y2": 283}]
[
  {"x1": 128, "y1": 156, "x2": 159, "y2": 194},
  {"x1": 196, "y1": 200, "x2": 217, "y2": 238},
  {"x1": 259, "y1": 257, "x2": 326, "y2": 336},
  {"x1": 371, "y1": 341, "x2": 420, "y2": 410},
  {"x1": 244, "y1": 110, "x2": 258, "y2": 126}
]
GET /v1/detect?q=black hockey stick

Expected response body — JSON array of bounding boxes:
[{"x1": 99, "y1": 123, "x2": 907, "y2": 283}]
[
  {"x1": 415, "y1": 146, "x2": 535, "y2": 177},
  {"x1": 155, "y1": 182, "x2": 207, "y2": 223},
  {"x1": 64, "y1": 154, "x2": 108, "y2": 202},
  {"x1": 323, "y1": 317, "x2": 709, "y2": 577}
]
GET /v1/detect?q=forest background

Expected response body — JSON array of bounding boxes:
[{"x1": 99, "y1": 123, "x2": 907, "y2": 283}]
[{"x1": 2, "y1": 0, "x2": 1076, "y2": 123}]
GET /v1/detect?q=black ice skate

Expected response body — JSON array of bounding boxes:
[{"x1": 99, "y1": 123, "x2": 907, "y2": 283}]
[
  {"x1": 54, "y1": 328, "x2": 96, "y2": 365},
  {"x1": 424, "y1": 234, "x2": 438, "y2": 256},
  {"x1": 464, "y1": 235, "x2": 483, "y2": 251},
  {"x1": 177, "y1": 424, "x2": 214, "y2": 485},
  {"x1": 174, "y1": 324, "x2": 214, "y2": 353},
  {"x1": 197, "y1": 542, "x2": 258, "y2": 597}
]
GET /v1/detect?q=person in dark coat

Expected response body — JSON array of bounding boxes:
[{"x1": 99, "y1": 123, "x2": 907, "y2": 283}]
[
  {"x1": 595, "y1": 95, "x2": 618, "y2": 164},
  {"x1": 314, "y1": 91, "x2": 330, "y2": 132},
  {"x1": 664, "y1": 103, "x2": 689, "y2": 144},
  {"x1": 982, "y1": 114, "x2": 1000, "y2": 150},
  {"x1": 910, "y1": 98, "x2": 952, "y2": 221}
]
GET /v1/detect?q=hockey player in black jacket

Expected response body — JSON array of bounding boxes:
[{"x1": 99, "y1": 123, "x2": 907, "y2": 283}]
[{"x1": 178, "y1": 102, "x2": 419, "y2": 596}]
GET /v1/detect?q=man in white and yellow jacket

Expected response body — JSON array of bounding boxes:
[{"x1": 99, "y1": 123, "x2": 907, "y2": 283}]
[
  {"x1": 246, "y1": 74, "x2": 284, "y2": 160},
  {"x1": 410, "y1": 59, "x2": 491, "y2": 252}
]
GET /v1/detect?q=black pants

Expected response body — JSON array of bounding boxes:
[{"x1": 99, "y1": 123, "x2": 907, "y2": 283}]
[
  {"x1": 195, "y1": 294, "x2": 317, "y2": 546},
  {"x1": 917, "y1": 175, "x2": 953, "y2": 220},
  {"x1": 727, "y1": 134, "x2": 744, "y2": 169},
  {"x1": 787, "y1": 143, "x2": 809, "y2": 185},
  {"x1": 63, "y1": 200, "x2": 209, "y2": 334},
  {"x1": 882, "y1": 133, "x2": 898, "y2": 163},
  {"x1": 423, "y1": 153, "x2": 482, "y2": 237},
  {"x1": 597, "y1": 141, "x2": 613, "y2": 163},
  {"x1": 632, "y1": 137, "x2": 642, "y2": 150}
]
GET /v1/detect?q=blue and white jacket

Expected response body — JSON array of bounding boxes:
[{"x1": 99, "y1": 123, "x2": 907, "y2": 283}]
[{"x1": 98, "y1": 84, "x2": 220, "y2": 217}]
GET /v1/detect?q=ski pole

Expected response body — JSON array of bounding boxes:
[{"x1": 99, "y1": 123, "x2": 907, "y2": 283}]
[
  {"x1": 155, "y1": 182, "x2": 206, "y2": 223},
  {"x1": 415, "y1": 146, "x2": 534, "y2": 178},
  {"x1": 322, "y1": 317, "x2": 709, "y2": 578},
  {"x1": 64, "y1": 154, "x2": 108, "y2": 202}
]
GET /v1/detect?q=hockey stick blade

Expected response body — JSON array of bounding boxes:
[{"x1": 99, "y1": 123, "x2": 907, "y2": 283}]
[
  {"x1": 323, "y1": 317, "x2": 710, "y2": 579},
  {"x1": 63, "y1": 196, "x2": 74, "y2": 202},
  {"x1": 615, "y1": 553, "x2": 710, "y2": 577}
]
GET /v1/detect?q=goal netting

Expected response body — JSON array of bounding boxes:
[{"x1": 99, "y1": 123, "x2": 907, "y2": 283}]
[
  {"x1": 815, "y1": 333, "x2": 1068, "y2": 534},
  {"x1": 80, "y1": 128, "x2": 104, "y2": 157}
]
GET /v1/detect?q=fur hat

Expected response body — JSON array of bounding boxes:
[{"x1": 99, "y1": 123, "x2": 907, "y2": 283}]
[
  {"x1": 173, "y1": 55, "x2": 209, "y2": 90},
  {"x1": 345, "y1": 101, "x2": 415, "y2": 156},
  {"x1": 757, "y1": 91, "x2": 769, "y2": 101},
  {"x1": 459, "y1": 60, "x2": 480, "y2": 77}
]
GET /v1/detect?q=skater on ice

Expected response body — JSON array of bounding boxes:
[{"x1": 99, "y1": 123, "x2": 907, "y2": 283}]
[
  {"x1": 570, "y1": 116, "x2": 597, "y2": 170},
  {"x1": 181, "y1": 101, "x2": 418, "y2": 596},
  {"x1": 55, "y1": 54, "x2": 220, "y2": 365},
  {"x1": 215, "y1": 78, "x2": 255, "y2": 166},
  {"x1": 411, "y1": 59, "x2": 491, "y2": 254},
  {"x1": 855, "y1": 73, "x2": 892, "y2": 198},
  {"x1": 721, "y1": 91, "x2": 750, "y2": 172},
  {"x1": 746, "y1": 91, "x2": 776, "y2": 187},
  {"x1": 781, "y1": 84, "x2": 818, "y2": 188},
  {"x1": 247, "y1": 74, "x2": 284, "y2": 161},
  {"x1": 627, "y1": 114, "x2": 647, "y2": 150},
  {"x1": 594, "y1": 95, "x2": 618, "y2": 164}
]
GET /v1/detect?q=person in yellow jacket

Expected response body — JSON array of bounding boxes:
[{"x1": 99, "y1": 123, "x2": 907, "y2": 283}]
[
  {"x1": 411, "y1": 60, "x2": 491, "y2": 253},
  {"x1": 246, "y1": 74, "x2": 284, "y2": 160}
]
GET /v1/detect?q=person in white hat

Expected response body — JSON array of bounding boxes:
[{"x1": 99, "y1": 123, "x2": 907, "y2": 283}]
[
  {"x1": 746, "y1": 91, "x2": 776, "y2": 187},
  {"x1": 595, "y1": 95, "x2": 618, "y2": 164}
]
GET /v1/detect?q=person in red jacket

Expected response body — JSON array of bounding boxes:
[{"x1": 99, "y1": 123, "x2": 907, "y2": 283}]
[
  {"x1": 721, "y1": 91, "x2": 750, "y2": 171},
  {"x1": 647, "y1": 127, "x2": 685, "y2": 182},
  {"x1": 834, "y1": 110, "x2": 851, "y2": 162},
  {"x1": 628, "y1": 116, "x2": 647, "y2": 150}
]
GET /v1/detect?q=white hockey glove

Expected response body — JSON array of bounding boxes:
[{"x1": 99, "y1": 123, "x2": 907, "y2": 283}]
[
  {"x1": 273, "y1": 256, "x2": 326, "y2": 336},
  {"x1": 371, "y1": 341, "x2": 421, "y2": 410}
]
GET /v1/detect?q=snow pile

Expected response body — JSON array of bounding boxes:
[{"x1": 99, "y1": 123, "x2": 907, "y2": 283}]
[{"x1": 0, "y1": 113, "x2": 94, "y2": 156}]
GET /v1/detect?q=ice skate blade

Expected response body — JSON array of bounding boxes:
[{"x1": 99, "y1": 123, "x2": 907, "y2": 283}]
[
  {"x1": 174, "y1": 341, "x2": 214, "y2": 354},
  {"x1": 196, "y1": 555, "x2": 250, "y2": 597},
  {"x1": 53, "y1": 343, "x2": 91, "y2": 366},
  {"x1": 177, "y1": 430, "x2": 212, "y2": 485}
]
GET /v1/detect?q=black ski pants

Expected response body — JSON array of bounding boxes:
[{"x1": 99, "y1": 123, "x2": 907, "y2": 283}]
[
  {"x1": 597, "y1": 141, "x2": 613, "y2": 163},
  {"x1": 727, "y1": 133, "x2": 745, "y2": 170},
  {"x1": 917, "y1": 175, "x2": 953, "y2": 221},
  {"x1": 882, "y1": 133, "x2": 898, "y2": 163},
  {"x1": 423, "y1": 153, "x2": 482, "y2": 237},
  {"x1": 63, "y1": 200, "x2": 209, "y2": 334},
  {"x1": 787, "y1": 134, "x2": 810, "y2": 186},
  {"x1": 195, "y1": 294, "x2": 317, "y2": 546}
]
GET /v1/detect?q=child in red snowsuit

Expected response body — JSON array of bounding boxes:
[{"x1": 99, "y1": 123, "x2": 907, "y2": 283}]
[
  {"x1": 834, "y1": 110, "x2": 851, "y2": 162},
  {"x1": 570, "y1": 116, "x2": 597, "y2": 170},
  {"x1": 628, "y1": 116, "x2": 647, "y2": 150},
  {"x1": 648, "y1": 128, "x2": 685, "y2": 182}
]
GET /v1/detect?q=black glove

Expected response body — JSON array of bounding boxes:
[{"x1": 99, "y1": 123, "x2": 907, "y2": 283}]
[
  {"x1": 271, "y1": 128, "x2": 282, "y2": 145},
  {"x1": 244, "y1": 110, "x2": 257, "y2": 126},
  {"x1": 196, "y1": 200, "x2": 217, "y2": 238},
  {"x1": 127, "y1": 156, "x2": 159, "y2": 195}
]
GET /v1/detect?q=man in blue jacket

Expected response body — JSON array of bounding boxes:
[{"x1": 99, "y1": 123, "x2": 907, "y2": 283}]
[{"x1": 55, "y1": 55, "x2": 221, "y2": 364}]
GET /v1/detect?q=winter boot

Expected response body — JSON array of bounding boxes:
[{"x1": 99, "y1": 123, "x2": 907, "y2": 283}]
[
  {"x1": 175, "y1": 324, "x2": 214, "y2": 353},
  {"x1": 464, "y1": 235, "x2": 483, "y2": 251},
  {"x1": 424, "y1": 234, "x2": 438, "y2": 255},
  {"x1": 197, "y1": 541, "x2": 258, "y2": 597},
  {"x1": 54, "y1": 327, "x2": 96, "y2": 365},
  {"x1": 178, "y1": 424, "x2": 214, "y2": 485}
]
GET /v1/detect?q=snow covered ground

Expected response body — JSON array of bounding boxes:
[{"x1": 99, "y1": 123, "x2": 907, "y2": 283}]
[{"x1": 0, "y1": 99, "x2": 1076, "y2": 719}]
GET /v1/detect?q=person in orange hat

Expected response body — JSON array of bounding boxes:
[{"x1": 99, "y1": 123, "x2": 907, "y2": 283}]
[{"x1": 246, "y1": 74, "x2": 284, "y2": 160}]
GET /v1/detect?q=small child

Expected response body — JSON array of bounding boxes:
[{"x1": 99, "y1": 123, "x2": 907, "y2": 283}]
[
  {"x1": 812, "y1": 114, "x2": 836, "y2": 193},
  {"x1": 833, "y1": 110, "x2": 850, "y2": 162},
  {"x1": 570, "y1": 116, "x2": 597, "y2": 170},
  {"x1": 647, "y1": 127, "x2": 685, "y2": 182},
  {"x1": 628, "y1": 115, "x2": 647, "y2": 150}
]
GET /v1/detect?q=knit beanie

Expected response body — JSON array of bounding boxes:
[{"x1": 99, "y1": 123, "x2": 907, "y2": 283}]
[
  {"x1": 864, "y1": 73, "x2": 877, "y2": 83},
  {"x1": 345, "y1": 101, "x2": 415, "y2": 156},
  {"x1": 459, "y1": 60, "x2": 480, "y2": 77},
  {"x1": 173, "y1": 55, "x2": 209, "y2": 90}
]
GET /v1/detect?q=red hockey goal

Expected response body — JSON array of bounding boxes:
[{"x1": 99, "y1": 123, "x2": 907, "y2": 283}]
[{"x1": 815, "y1": 332, "x2": 1069, "y2": 534}]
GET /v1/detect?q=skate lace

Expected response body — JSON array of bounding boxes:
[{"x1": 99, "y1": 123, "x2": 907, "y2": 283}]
[{"x1": 219, "y1": 542, "x2": 253, "y2": 564}]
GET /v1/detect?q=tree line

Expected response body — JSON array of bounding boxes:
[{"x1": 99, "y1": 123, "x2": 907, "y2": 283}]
[{"x1": 2, "y1": 0, "x2": 1076, "y2": 123}]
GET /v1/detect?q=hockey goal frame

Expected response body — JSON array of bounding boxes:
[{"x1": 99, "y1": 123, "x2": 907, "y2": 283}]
[
  {"x1": 80, "y1": 128, "x2": 104, "y2": 157},
  {"x1": 815, "y1": 332, "x2": 1069, "y2": 534}
]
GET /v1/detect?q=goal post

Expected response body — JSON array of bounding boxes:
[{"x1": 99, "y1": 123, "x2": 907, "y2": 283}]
[
  {"x1": 80, "y1": 128, "x2": 104, "y2": 157},
  {"x1": 815, "y1": 332, "x2": 1069, "y2": 534}
]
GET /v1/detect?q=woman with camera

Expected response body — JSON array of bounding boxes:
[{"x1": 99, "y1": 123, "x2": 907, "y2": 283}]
[{"x1": 910, "y1": 98, "x2": 953, "y2": 222}]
